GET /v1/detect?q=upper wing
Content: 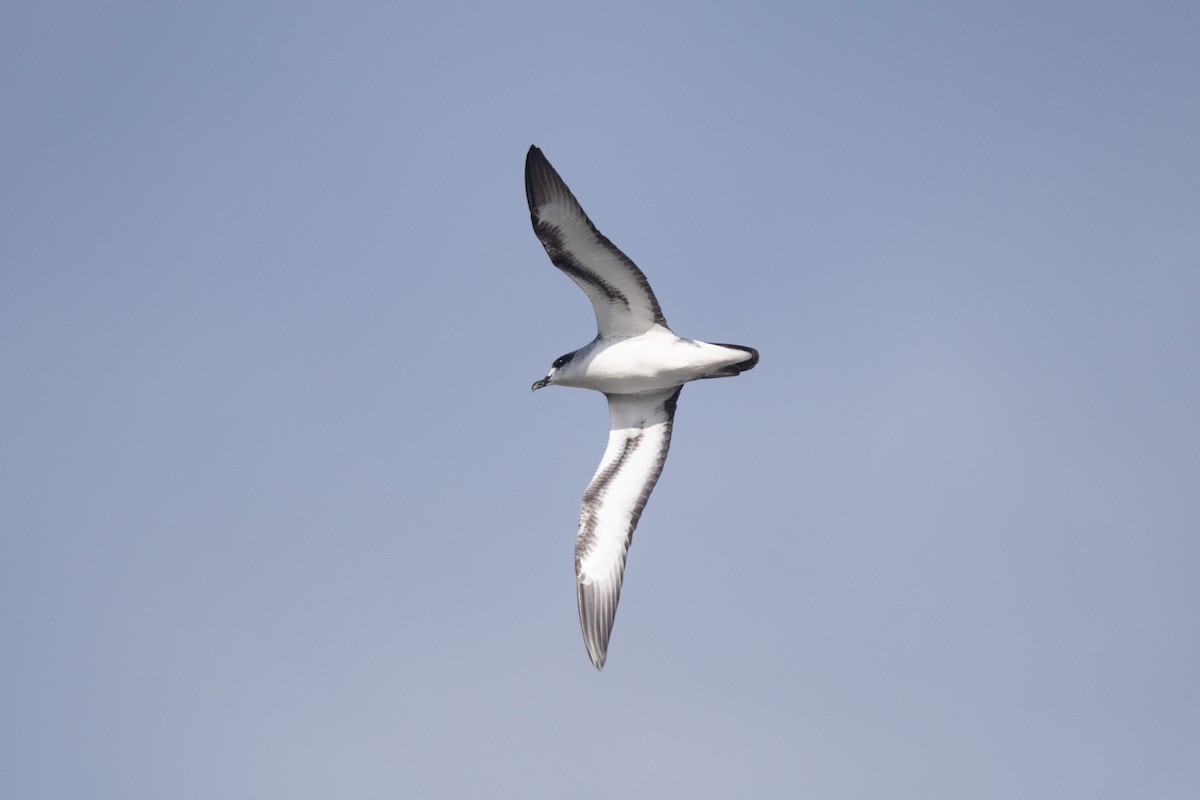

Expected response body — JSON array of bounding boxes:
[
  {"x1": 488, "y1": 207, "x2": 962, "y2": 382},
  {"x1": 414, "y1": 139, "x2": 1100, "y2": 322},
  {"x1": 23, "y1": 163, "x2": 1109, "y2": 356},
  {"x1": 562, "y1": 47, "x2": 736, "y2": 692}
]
[
  {"x1": 525, "y1": 146, "x2": 669, "y2": 337},
  {"x1": 574, "y1": 387, "x2": 682, "y2": 669}
]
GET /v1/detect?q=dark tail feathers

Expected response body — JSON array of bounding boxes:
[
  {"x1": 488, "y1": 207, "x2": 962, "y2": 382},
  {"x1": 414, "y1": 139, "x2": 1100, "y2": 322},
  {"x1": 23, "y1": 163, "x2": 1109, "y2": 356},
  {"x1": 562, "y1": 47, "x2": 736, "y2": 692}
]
[{"x1": 705, "y1": 344, "x2": 759, "y2": 378}]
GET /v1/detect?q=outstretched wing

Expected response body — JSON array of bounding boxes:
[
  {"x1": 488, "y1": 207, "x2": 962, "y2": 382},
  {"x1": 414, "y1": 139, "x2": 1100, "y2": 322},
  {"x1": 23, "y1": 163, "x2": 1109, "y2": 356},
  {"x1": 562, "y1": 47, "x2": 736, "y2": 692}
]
[
  {"x1": 575, "y1": 387, "x2": 682, "y2": 669},
  {"x1": 525, "y1": 146, "x2": 669, "y2": 337}
]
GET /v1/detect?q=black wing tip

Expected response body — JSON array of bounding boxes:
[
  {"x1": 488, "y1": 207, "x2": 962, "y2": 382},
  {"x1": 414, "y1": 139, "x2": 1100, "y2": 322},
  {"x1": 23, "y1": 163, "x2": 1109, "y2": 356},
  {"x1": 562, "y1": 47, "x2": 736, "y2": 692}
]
[
  {"x1": 589, "y1": 648, "x2": 607, "y2": 671},
  {"x1": 577, "y1": 578, "x2": 619, "y2": 671},
  {"x1": 526, "y1": 144, "x2": 546, "y2": 171},
  {"x1": 525, "y1": 145, "x2": 563, "y2": 213}
]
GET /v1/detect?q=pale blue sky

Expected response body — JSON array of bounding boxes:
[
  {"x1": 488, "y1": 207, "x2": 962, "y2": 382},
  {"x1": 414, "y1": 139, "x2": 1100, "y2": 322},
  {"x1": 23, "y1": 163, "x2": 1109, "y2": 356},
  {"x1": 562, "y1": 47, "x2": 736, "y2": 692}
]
[{"x1": 2, "y1": 2, "x2": 1198, "y2": 798}]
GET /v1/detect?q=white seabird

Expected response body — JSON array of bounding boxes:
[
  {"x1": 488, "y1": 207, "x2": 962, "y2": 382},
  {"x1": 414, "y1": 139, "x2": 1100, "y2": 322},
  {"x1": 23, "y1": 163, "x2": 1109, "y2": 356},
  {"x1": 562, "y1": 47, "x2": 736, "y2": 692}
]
[{"x1": 526, "y1": 146, "x2": 759, "y2": 670}]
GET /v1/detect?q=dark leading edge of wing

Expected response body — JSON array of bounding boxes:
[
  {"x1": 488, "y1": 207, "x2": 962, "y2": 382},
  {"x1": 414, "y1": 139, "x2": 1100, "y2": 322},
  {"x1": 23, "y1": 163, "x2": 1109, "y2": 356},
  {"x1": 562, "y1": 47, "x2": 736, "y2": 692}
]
[{"x1": 525, "y1": 146, "x2": 669, "y2": 336}]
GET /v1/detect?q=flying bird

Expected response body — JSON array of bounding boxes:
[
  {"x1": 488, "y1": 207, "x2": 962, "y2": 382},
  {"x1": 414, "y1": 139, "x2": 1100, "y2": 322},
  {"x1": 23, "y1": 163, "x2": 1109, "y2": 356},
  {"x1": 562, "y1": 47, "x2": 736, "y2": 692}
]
[{"x1": 526, "y1": 146, "x2": 759, "y2": 670}]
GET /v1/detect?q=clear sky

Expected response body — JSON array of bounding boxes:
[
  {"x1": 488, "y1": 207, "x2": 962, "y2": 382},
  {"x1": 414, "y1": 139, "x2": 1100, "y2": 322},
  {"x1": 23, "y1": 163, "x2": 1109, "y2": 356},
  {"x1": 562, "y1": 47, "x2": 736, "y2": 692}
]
[{"x1": 2, "y1": 2, "x2": 1198, "y2": 797}]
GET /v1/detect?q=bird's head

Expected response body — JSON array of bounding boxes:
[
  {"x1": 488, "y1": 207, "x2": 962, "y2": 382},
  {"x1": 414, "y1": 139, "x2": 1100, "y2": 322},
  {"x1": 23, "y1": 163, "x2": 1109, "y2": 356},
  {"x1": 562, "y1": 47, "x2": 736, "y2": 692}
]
[{"x1": 531, "y1": 351, "x2": 576, "y2": 392}]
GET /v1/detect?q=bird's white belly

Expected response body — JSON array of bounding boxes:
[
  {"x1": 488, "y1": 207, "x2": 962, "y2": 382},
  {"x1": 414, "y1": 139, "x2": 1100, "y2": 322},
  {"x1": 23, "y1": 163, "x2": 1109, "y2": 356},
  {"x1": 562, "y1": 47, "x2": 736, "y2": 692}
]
[{"x1": 567, "y1": 336, "x2": 739, "y2": 394}]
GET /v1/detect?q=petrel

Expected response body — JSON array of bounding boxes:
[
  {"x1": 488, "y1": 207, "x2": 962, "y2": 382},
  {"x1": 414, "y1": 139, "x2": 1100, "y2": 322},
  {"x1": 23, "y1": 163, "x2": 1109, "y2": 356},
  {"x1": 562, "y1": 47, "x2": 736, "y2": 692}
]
[{"x1": 526, "y1": 146, "x2": 759, "y2": 670}]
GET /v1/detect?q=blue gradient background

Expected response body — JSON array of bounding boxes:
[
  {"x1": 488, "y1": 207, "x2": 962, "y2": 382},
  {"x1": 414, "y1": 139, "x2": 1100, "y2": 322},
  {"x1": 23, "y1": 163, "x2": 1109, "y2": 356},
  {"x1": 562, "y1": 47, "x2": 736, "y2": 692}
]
[{"x1": 3, "y1": 2, "x2": 1198, "y2": 797}]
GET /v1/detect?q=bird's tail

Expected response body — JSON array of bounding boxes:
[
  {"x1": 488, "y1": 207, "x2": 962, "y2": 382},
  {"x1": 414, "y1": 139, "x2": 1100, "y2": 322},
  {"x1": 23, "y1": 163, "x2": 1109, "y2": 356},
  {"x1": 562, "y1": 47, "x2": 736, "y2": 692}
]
[{"x1": 702, "y1": 344, "x2": 759, "y2": 378}]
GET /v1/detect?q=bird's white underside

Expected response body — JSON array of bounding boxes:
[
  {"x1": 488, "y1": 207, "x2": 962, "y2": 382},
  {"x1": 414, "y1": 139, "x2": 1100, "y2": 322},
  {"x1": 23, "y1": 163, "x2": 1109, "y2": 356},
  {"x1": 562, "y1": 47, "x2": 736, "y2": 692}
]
[{"x1": 548, "y1": 326, "x2": 752, "y2": 395}]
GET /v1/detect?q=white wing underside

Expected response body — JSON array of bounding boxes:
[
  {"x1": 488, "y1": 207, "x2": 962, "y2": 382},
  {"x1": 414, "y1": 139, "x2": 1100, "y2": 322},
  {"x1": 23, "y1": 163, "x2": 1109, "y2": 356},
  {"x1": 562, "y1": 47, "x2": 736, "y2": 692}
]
[
  {"x1": 575, "y1": 387, "x2": 681, "y2": 669},
  {"x1": 526, "y1": 147, "x2": 669, "y2": 338}
]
